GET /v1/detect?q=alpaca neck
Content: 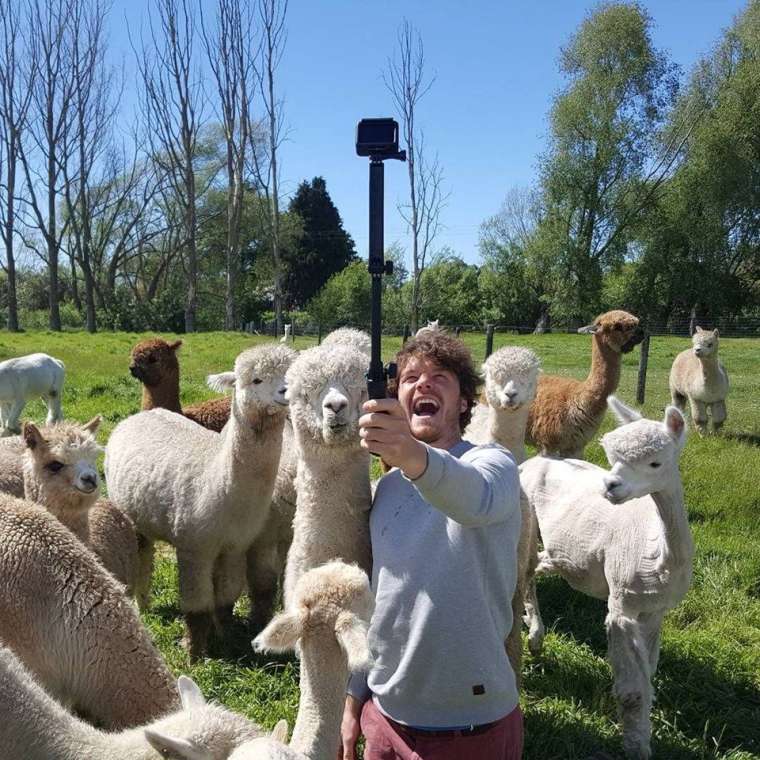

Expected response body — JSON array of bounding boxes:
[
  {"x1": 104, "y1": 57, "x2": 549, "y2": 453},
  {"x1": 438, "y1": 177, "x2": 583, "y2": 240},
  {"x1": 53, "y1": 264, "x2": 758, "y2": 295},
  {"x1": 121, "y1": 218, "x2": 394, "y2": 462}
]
[
  {"x1": 651, "y1": 478, "x2": 693, "y2": 569},
  {"x1": 212, "y1": 402, "x2": 285, "y2": 503},
  {"x1": 582, "y1": 337, "x2": 621, "y2": 408},
  {"x1": 290, "y1": 636, "x2": 348, "y2": 760},
  {"x1": 141, "y1": 369, "x2": 182, "y2": 413},
  {"x1": 698, "y1": 354, "x2": 722, "y2": 382},
  {"x1": 488, "y1": 406, "x2": 530, "y2": 464}
]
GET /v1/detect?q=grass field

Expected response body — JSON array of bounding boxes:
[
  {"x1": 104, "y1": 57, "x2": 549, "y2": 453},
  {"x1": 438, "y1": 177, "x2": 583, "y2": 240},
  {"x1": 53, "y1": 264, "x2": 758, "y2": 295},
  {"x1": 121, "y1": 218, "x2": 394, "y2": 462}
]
[{"x1": 1, "y1": 329, "x2": 759, "y2": 759}]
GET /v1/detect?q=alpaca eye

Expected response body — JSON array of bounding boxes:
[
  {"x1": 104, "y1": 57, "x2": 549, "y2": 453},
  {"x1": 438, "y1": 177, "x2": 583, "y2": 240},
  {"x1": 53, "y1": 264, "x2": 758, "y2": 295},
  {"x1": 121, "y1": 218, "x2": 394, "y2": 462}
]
[
  {"x1": 649, "y1": 462, "x2": 661, "y2": 469},
  {"x1": 148, "y1": 356, "x2": 157, "y2": 364},
  {"x1": 47, "y1": 461, "x2": 64, "y2": 473},
  {"x1": 252, "y1": 378, "x2": 262, "y2": 385}
]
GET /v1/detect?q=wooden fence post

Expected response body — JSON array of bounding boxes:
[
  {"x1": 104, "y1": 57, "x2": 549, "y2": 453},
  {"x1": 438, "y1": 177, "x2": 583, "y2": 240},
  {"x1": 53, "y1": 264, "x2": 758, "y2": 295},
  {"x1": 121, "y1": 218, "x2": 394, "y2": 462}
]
[
  {"x1": 636, "y1": 334, "x2": 650, "y2": 405},
  {"x1": 455, "y1": 325, "x2": 462, "y2": 337},
  {"x1": 402, "y1": 324, "x2": 410, "y2": 345},
  {"x1": 485, "y1": 324, "x2": 494, "y2": 360}
]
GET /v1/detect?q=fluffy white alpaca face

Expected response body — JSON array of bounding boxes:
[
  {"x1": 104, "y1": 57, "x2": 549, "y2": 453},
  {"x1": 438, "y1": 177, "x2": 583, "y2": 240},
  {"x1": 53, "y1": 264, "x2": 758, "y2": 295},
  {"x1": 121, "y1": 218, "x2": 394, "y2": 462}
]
[
  {"x1": 692, "y1": 327, "x2": 719, "y2": 358},
  {"x1": 484, "y1": 370, "x2": 537, "y2": 411},
  {"x1": 600, "y1": 407, "x2": 685, "y2": 503},
  {"x1": 311, "y1": 379, "x2": 366, "y2": 444}
]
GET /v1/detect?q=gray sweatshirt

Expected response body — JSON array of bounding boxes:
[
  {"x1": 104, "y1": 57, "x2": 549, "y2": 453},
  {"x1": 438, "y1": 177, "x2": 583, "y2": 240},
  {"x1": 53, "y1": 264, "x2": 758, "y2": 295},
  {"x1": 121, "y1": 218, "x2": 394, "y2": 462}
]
[{"x1": 348, "y1": 439, "x2": 521, "y2": 728}]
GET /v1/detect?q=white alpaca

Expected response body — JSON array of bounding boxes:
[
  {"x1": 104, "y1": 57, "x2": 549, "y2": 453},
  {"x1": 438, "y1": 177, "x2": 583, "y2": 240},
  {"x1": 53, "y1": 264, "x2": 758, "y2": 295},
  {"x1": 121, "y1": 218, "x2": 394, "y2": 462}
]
[
  {"x1": 20, "y1": 418, "x2": 138, "y2": 593},
  {"x1": 321, "y1": 327, "x2": 371, "y2": 356},
  {"x1": 0, "y1": 644, "x2": 262, "y2": 760},
  {"x1": 105, "y1": 344, "x2": 297, "y2": 658},
  {"x1": 669, "y1": 326, "x2": 729, "y2": 434},
  {"x1": 0, "y1": 497, "x2": 178, "y2": 729},
  {"x1": 415, "y1": 319, "x2": 440, "y2": 336},
  {"x1": 230, "y1": 561, "x2": 374, "y2": 760},
  {"x1": 283, "y1": 344, "x2": 372, "y2": 609},
  {"x1": 0, "y1": 352, "x2": 64, "y2": 435},
  {"x1": 521, "y1": 397, "x2": 693, "y2": 759},
  {"x1": 281, "y1": 324, "x2": 293, "y2": 343},
  {"x1": 465, "y1": 346, "x2": 541, "y2": 464}
]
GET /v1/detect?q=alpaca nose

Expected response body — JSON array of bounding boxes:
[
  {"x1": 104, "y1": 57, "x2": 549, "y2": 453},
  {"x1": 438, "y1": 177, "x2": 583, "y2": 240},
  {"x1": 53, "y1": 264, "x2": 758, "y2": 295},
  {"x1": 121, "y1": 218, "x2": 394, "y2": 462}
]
[
  {"x1": 505, "y1": 389, "x2": 517, "y2": 401},
  {"x1": 80, "y1": 474, "x2": 98, "y2": 491},
  {"x1": 603, "y1": 474, "x2": 623, "y2": 493},
  {"x1": 325, "y1": 398, "x2": 347, "y2": 414}
]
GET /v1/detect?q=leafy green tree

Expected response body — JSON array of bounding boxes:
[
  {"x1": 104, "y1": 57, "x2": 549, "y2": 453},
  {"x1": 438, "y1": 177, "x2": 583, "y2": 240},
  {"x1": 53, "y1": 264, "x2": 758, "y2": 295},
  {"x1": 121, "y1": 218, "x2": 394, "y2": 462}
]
[
  {"x1": 283, "y1": 177, "x2": 357, "y2": 309},
  {"x1": 417, "y1": 251, "x2": 481, "y2": 326}
]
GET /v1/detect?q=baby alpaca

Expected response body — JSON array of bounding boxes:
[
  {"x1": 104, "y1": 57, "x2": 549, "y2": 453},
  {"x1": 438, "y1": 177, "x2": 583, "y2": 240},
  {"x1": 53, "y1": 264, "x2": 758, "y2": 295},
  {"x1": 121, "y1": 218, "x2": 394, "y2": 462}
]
[
  {"x1": 526, "y1": 310, "x2": 643, "y2": 458},
  {"x1": 22, "y1": 418, "x2": 138, "y2": 592},
  {"x1": 130, "y1": 338, "x2": 232, "y2": 431},
  {"x1": 231, "y1": 561, "x2": 374, "y2": 760},
  {"x1": 0, "y1": 644, "x2": 262, "y2": 759},
  {"x1": 669, "y1": 326, "x2": 729, "y2": 434},
  {"x1": 107, "y1": 344, "x2": 297, "y2": 658},
  {"x1": 521, "y1": 397, "x2": 693, "y2": 759},
  {"x1": 0, "y1": 352, "x2": 64, "y2": 435},
  {"x1": 283, "y1": 344, "x2": 372, "y2": 609},
  {"x1": 0, "y1": 497, "x2": 178, "y2": 729}
]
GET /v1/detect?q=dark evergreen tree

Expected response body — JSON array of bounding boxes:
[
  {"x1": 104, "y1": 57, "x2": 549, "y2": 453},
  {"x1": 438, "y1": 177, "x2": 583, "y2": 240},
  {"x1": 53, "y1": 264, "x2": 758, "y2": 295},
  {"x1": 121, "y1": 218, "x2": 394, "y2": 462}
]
[{"x1": 283, "y1": 177, "x2": 357, "y2": 308}]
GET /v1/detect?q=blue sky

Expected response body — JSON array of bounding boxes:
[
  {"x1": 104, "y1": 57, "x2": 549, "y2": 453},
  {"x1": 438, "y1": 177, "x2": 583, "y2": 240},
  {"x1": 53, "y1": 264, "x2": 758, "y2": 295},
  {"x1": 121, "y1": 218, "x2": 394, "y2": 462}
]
[{"x1": 110, "y1": 0, "x2": 748, "y2": 267}]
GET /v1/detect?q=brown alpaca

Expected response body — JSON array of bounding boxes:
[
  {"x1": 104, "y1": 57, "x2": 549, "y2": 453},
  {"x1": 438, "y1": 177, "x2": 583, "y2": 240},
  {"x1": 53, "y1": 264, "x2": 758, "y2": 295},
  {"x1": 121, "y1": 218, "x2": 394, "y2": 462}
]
[
  {"x1": 526, "y1": 310, "x2": 643, "y2": 458},
  {"x1": 130, "y1": 338, "x2": 231, "y2": 432},
  {"x1": 22, "y1": 418, "x2": 139, "y2": 593}
]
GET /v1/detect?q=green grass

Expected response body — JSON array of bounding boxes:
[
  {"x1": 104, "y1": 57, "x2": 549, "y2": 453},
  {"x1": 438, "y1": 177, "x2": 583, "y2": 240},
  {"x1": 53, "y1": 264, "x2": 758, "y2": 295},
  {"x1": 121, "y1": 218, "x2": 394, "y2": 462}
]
[{"x1": 2, "y1": 329, "x2": 759, "y2": 758}]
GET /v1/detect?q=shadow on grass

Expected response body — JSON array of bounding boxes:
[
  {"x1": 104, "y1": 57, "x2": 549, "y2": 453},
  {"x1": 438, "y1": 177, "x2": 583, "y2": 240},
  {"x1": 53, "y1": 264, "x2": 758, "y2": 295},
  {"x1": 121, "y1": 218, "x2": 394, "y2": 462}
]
[
  {"x1": 528, "y1": 576, "x2": 760, "y2": 757},
  {"x1": 723, "y1": 431, "x2": 760, "y2": 448}
]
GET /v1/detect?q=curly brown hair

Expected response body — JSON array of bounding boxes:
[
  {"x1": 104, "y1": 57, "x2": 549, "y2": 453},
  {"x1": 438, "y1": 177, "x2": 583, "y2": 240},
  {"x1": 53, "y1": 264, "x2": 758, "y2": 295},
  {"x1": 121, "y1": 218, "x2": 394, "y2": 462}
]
[{"x1": 388, "y1": 331, "x2": 480, "y2": 432}]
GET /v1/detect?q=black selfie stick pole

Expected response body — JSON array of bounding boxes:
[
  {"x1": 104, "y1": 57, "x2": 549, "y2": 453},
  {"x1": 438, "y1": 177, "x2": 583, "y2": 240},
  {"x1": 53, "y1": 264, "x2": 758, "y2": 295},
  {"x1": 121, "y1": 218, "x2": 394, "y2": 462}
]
[{"x1": 367, "y1": 157, "x2": 391, "y2": 400}]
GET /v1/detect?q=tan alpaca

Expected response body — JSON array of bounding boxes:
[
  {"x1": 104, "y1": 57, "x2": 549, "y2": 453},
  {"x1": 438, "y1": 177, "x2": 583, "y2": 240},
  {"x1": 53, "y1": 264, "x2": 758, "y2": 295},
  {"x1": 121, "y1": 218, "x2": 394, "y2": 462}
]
[
  {"x1": 669, "y1": 326, "x2": 729, "y2": 435},
  {"x1": 526, "y1": 310, "x2": 643, "y2": 458},
  {"x1": 130, "y1": 338, "x2": 231, "y2": 431},
  {"x1": 22, "y1": 418, "x2": 138, "y2": 594}
]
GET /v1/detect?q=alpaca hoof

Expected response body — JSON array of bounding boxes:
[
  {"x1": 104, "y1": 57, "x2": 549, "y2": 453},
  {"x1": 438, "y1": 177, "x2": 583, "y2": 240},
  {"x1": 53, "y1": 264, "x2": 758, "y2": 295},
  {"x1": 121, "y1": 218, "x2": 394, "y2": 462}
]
[{"x1": 183, "y1": 612, "x2": 213, "y2": 661}]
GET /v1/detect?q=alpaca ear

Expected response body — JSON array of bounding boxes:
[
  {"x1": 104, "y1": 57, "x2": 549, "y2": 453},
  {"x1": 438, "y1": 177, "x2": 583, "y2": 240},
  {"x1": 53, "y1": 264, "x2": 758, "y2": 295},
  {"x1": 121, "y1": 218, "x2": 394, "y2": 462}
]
[
  {"x1": 207, "y1": 371, "x2": 236, "y2": 393},
  {"x1": 169, "y1": 339, "x2": 183, "y2": 351},
  {"x1": 664, "y1": 406, "x2": 686, "y2": 442},
  {"x1": 577, "y1": 323, "x2": 599, "y2": 334},
  {"x1": 253, "y1": 609, "x2": 302, "y2": 653},
  {"x1": 271, "y1": 719, "x2": 289, "y2": 744},
  {"x1": 144, "y1": 729, "x2": 205, "y2": 760},
  {"x1": 177, "y1": 676, "x2": 206, "y2": 710},
  {"x1": 694, "y1": 325, "x2": 703, "y2": 333},
  {"x1": 335, "y1": 611, "x2": 372, "y2": 672},
  {"x1": 607, "y1": 396, "x2": 642, "y2": 425},
  {"x1": 81, "y1": 416, "x2": 102, "y2": 436},
  {"x1": 23, "y1": 423, "x2": 45, "y2": 451}
]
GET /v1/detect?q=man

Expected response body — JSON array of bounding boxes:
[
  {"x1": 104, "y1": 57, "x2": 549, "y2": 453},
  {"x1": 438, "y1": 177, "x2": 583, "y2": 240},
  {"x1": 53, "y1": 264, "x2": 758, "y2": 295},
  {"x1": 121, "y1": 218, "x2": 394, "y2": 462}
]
[{"x1": 340, "y1": 331, "x2": 523, "y2": 760}]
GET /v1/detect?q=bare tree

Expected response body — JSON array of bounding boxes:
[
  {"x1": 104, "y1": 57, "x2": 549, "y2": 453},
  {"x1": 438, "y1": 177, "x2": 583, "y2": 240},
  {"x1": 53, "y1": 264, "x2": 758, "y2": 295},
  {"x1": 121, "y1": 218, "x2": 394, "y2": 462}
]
[
  {"x1": 201, "y1": 0, "x2": 255, "y2": 330},
  {"x1": 17, "y1": 0, "x2": 78, "y2": 331},
  {"x1": 60, "y1": 0, "x2": 120, "y2": 332},
  {"x1": 250, "y1": 0, "x2": 287, "y2": 336},
  {"x1": 134, "y1": 0, "x2": 205, "y2": 332},
  {"x1": 384, "y1": 20, "x2": 447, "y2": 333},
  {"x1": 0, "y1": 0, "x2": 34, "y2": 331}
]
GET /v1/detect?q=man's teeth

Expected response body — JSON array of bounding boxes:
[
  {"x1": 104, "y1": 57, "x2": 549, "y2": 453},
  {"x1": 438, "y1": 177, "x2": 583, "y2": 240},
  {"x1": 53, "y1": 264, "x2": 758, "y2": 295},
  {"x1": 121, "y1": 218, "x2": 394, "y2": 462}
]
[{"x1": 414, "y1": 399, "x2": 439, "y2": 415}]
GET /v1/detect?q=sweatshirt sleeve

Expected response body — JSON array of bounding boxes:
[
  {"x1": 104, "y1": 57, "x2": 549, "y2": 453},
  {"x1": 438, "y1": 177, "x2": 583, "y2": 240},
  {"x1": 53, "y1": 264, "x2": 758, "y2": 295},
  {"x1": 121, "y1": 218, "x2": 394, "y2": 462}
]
[
  {"x1": 404, "y1": 443, "x2": 520, "y2": 527},
  {"x1": 346, "y1": 670, "x2": 371, "y2": 703}
]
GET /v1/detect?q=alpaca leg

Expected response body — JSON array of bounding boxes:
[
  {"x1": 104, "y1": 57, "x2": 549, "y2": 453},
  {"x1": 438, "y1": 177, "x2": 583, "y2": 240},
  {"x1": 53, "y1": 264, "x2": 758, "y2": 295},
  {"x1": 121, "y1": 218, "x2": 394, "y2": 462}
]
[
  {"x1": 0, "y1": 403, "x2": 8, "y2": 426},
  {"x1": 711, "y1": 401, "x2": 727, "y2": 433},
  {"x1": 6, "y1": 398, "x2": 25, "y2": 434},
  {"x1": 246, "y1": 541, "x2": 280, "y2": 635},
  {"x1": 523, "y1": 575, "x2": 546, "y2": 655},
  {"x1": 177, "y1": 549, "x2": 215, "y2": 660},
  {"x1": 638, "y1": 611, "x2": 664, "y2": 677},
  {"x1": 670, "y1": 389, "x2": 686, "y2": 412},
  {"x1": 135, "y1": 534, "x2": 155, "y2": 611},
  {"x1": 213, "y1": 550, "x2": 247, "y2": 630},
  {"x1": 689, "y1": 398, "x2": 708, "y2": 436},
  {"x1": 44, "y1": 391, "x2": 63, "y2": 424},
  {"x1": 606, "y1": 611, "x2": 653, "y2": 760}
]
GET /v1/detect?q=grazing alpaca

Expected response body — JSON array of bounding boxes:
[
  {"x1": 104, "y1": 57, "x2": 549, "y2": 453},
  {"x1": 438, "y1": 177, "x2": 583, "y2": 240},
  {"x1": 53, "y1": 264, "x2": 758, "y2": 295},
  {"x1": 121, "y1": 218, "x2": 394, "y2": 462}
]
[
  {"x1": 22, "y1": 418, "x2": 138, "y2": 593},
  {"x1": 230, "y1": 561, "x2": 374, "y2": 760},
  {"x1": 283, "y1": 344, "x2": 371, "y2": 609},
  {"x1": 669, "y1": 326, "x2": 729, "y2": 434},
  {"x1": 464, "y1": 346, "x2": 541, "y2": 688},
  {"x1": 521, "y1": 397, "x2": 693, "y2": 759},
  {"x1": 0, "y1": 645, "x2": 261, "y2": 759},
  {"x1": 130, "y1": 338, "x2": 231, "y2": 431},
  {"x1": 107, "y1": 344, "x2": 296, "y2": 658},
  {"x1": 526, "y1": 310, "x2": 643, "y2": 458}
]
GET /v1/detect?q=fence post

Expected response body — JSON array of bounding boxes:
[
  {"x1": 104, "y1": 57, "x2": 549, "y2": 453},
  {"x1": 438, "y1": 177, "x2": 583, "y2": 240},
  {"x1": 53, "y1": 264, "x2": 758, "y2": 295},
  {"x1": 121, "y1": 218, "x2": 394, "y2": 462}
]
[
  {"x1": 636, "y1": 334, "x2": 650, "y2": 405},
  {"x1": 455, "y1": 325, "x2": 461, "y2": 337},
  {"x1": 402, "y1": 324, "x2": 410, "y2": 345},
  {"x1": 317, "y1": 324, "x2": 322, "y2": 344},
  {"x1": 291, "y1": 318, "x2": 296, "y2": 343},
  {"x1": 485, "y1": 324, "x2": 494, "y2": 360}
]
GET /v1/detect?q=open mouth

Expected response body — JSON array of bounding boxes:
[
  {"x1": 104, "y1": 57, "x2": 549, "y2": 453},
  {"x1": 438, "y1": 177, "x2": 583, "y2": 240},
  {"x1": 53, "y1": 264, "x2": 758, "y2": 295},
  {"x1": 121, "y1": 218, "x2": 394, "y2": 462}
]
[{"x1": 413, "y1": 397, "x2": 440, "y2": 418}]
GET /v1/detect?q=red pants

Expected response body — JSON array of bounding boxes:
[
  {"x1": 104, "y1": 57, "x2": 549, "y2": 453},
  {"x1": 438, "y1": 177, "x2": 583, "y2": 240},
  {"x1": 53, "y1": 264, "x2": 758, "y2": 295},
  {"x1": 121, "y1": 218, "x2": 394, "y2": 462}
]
[{"x1": 361, "y1": 698, "x2": 524, "y2": 760}]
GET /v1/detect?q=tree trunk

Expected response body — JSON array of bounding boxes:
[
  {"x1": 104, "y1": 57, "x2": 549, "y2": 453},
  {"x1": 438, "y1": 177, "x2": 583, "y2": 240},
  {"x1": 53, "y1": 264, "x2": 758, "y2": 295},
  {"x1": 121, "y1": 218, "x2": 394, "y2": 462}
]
[
  {"x1": 533, "y1": 306, "x2": 550, "y2": 334},
  {"x1": 4, "y1": 138, "x2": 19, "y2": 332}
]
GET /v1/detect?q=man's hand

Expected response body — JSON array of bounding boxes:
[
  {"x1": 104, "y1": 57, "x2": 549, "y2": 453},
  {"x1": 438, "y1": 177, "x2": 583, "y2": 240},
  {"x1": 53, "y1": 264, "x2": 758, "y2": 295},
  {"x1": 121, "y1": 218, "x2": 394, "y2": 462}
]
[
  {"x1": 338, "y1": 695, "x2": 364, "y2": 760},
  {"x1": 359, "y1": 398, "x2": 428, "y2": 479}
]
